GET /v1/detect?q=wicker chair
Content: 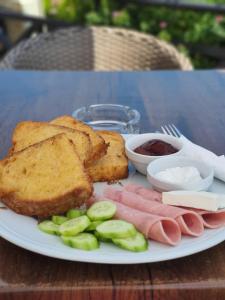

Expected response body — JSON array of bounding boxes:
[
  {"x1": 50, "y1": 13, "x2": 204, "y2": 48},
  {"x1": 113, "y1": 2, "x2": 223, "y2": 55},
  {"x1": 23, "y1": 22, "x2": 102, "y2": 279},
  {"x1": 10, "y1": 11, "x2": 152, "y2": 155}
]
[{"x1": 0, "y1": 26, "x2": 193, "y2": 70}]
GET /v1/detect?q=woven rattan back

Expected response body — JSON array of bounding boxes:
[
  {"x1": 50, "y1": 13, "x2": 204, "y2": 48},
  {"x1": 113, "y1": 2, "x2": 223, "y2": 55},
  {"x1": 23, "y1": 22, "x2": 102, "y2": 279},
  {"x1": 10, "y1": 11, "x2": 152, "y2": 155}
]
[{"x1": 0, "y1": 26, "x2": 193, "y2": 70}]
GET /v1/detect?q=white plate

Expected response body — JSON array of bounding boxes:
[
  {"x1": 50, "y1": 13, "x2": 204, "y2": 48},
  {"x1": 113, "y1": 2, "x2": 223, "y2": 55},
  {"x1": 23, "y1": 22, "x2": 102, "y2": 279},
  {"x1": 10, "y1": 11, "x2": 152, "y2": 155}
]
[{"x1": 0, "y1": 136, "x2": 225, "y2": 264}]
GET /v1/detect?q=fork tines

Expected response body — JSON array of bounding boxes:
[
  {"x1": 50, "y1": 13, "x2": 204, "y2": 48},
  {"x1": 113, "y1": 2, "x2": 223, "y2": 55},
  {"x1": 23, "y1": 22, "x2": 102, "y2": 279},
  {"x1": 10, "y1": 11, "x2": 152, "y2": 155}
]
[{"x1": 161, "y1": 124, "x2": 181, "y2": 137}]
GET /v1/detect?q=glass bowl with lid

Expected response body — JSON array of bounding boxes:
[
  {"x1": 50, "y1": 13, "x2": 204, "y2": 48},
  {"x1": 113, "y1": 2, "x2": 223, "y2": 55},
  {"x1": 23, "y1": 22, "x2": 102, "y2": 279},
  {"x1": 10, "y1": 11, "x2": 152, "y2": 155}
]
[{"x1": 72, "y1": 104, "x2": 140, "y2": 134}]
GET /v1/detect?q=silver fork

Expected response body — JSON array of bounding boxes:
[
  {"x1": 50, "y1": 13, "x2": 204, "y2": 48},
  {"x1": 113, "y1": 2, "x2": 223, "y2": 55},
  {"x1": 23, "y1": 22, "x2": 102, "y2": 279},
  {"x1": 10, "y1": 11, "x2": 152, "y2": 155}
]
[
  {"x1": 160, "y1": 124, "x2": 182, "y2": 138},
  {"x1": 161, "y1": 124, "x2": 223, "y2": 163}
]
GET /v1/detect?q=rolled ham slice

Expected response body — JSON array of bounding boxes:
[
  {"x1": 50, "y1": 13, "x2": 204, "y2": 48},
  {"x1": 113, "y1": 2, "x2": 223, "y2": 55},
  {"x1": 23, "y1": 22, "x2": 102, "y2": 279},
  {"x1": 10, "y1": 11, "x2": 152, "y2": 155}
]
[
  {"x1": 89, "y1": 195, "x2": 181, "y2": 246},
  {"x1": 104, "y1": 187, "x2": 204, "y2": 237},
  {"x1": 126, "y1": 184, "x2": 225, "y2": 229},
  {"x1": 125, "y1": 184, "x2": 162, "y2": 202},
  {"x1": 190, "y1": 208, "x2": 225, "y2": 229}
]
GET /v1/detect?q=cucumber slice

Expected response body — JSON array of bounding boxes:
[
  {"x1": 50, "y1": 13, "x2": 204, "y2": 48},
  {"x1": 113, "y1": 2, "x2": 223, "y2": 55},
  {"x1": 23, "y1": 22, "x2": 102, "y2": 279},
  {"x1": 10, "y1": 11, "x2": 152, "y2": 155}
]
[
  {"x1": 61, "y1": 235, "x2": 72, "y2": 247},
  {"x1": 86, "y1": 221, "x2": 103, "y2": 231},
  {"x1": 112, "y1": 232, "x2": 148, "y2": 252},
  {"x1": 66, "y1": 208, "x2": 86, "y2": 219},
  {"x1": 96, "y1": 220, "x2": 137, "y2": 239},
  {"x1": 59, "y1": 215, "x2": 91, "y2": 236},
  {"x1": 52, "y1": 215, "x2": 68, "y2": 225},
  {"x1": 61, "y1": 233, "x2": 99, "y2": 250},
  {"x1": 38, "y1": 220, "x2": 59, "y2": 235},
  {"x1": 94, "y1": 231, "x2": 111, "y2": 243},
  {"x1": 87, "y1": 201, "x2": 116, "y2": 221}
]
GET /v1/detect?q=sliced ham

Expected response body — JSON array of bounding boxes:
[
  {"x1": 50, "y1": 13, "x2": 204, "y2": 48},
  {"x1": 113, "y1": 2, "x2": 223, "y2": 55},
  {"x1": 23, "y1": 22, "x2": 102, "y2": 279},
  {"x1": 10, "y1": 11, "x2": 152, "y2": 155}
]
[
  {"x1": 189, "y1": 208, "x2": 225, "y2": 229},
  {"x1": 89, "y1": 195, "x2": 181, "y2": 246},
  {"x1": 104, "y1": 187, "x2": 204, "y2": 237},
  {"x1": 127, "y1": 183, "x2": 225, "y2": 230},
  {"x1": 126, "y1": 183, "x2": 225, "y2": 230},
  {"x1": 125, "y1": 183, "x2": 162, "y2": 202}
]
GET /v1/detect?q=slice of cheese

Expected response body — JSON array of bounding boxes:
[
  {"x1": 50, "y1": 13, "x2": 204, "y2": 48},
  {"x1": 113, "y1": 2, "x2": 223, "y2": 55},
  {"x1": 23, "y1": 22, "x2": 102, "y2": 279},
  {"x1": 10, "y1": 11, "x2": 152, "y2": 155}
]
[{"x1": 162, "y1": 191, "x2": 225, "y2": 211}]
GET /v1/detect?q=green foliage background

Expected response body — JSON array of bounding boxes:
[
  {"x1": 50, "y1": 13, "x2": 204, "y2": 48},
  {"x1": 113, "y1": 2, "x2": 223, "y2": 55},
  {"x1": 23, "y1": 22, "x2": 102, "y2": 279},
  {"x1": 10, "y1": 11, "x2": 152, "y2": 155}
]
[{"x1": 43, "y1": 0, "x2": 225, "y2": 68}]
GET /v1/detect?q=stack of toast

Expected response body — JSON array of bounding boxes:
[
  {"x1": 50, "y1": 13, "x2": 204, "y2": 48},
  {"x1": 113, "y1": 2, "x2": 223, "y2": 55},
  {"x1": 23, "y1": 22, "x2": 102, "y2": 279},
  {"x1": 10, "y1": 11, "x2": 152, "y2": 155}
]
[{"x1": 0, "y1": 116, "x2": 128, "y2": 217}]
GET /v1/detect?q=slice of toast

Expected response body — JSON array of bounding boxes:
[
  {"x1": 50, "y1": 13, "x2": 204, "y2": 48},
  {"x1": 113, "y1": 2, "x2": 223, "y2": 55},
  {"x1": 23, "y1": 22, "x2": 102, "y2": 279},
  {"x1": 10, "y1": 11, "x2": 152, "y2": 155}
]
[
  {"x1": 87, "y1": 131, "x2": 128, "y2": 182},
  {"x1": 11, "y1": 121, "x2": 92, "y2": 165},
  {"x1": 0, "y1": 134, "x2": 93, "y2": 217},
  {"x1": 50, "y1": 115, "x2": 108, "y2": 163}
]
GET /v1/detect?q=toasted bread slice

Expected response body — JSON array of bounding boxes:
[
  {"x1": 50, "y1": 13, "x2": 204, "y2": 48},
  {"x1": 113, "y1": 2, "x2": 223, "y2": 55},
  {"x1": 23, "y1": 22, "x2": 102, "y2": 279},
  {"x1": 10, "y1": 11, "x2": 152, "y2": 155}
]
[
  {"x1": 87, "y1": 131, "x2": 128, "y2": 182},
  {"x1": 50, "y1": 115, "x2": 108, "y2": 162},
  {"x1": 0, "y1": 134, "x2": 93, "y2": 217},
  {"x1": 11, "y1": 121, "x2": 92, "y2": 165}
]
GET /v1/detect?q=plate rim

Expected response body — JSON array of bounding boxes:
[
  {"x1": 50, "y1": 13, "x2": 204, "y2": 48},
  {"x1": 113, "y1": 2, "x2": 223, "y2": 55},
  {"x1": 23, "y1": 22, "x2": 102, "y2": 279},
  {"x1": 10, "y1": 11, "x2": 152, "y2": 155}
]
[
  {"x1": 0, "y1": 134, "x2": 224, "y2": 264},
  {"x1": 0, "y1": 219, "x2": 224, "y2": 264}
]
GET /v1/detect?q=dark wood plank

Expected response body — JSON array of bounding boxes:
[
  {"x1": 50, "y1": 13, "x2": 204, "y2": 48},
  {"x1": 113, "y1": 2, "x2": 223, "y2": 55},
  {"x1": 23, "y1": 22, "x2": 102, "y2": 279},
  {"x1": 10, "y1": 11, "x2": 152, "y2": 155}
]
[
  {"x1": 150, "y1": 242, "x2": 225, "y2": 300},
  {"x1": 0, "y1": 70, "x2": 225, "y2": 300},
  {"x1": 0, "y1": 238, "x2": 114, "y2": 299},
  {"x1": 0, "y1": 237, "x2": 152, "y2": 299}
]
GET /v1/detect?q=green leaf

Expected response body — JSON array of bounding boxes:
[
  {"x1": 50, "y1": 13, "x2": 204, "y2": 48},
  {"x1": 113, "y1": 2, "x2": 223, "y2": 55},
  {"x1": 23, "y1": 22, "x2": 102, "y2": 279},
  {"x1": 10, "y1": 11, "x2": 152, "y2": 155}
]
[
  {"x1": 112, "y1": 10, "x2": 131, "y2": 27},
  {"x1": 86, "y1": 11, "x2": 103, "y2": 25},
  {"x1": 158, "y1": 30, "x2": 171, "y2": 42}
]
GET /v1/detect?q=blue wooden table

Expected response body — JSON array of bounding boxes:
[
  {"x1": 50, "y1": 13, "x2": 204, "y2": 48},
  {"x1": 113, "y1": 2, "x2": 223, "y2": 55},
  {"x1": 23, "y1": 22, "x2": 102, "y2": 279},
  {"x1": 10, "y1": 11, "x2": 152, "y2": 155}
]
[{"x1": 0, "y1": 70, "x2": 225, "y2": 300}]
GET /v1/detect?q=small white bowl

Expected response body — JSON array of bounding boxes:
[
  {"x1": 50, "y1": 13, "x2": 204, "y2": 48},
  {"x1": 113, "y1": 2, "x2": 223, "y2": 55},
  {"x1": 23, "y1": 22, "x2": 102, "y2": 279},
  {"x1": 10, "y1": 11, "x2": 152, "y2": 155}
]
[
  {"x1": 125, "y1": 133, "x2": 184, "y2": 175},
  {"x1": 147, "y1": 156, "x2": 214, "y2": 192}
]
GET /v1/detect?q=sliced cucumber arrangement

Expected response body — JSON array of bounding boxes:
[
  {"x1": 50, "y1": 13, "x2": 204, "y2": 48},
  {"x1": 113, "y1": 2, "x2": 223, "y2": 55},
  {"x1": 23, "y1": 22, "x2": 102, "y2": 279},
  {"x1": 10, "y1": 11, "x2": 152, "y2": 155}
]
[
  {"x1": 66, "y1": 209, "x2": 86, "y2": 219},
  {"x1": 87, "y1": 201, "x2": 116, "y2": 221},
  {"x1": 96, "y1": 220, "x2": 137, "y2": 239},
  {"x1": 37, "y1": 201, "x2": 148, "y2": 252},
  {"x1": 38, "y1": 220, "x2": 60, "y2": 235},
  {"x1": 61, "y1": 233, "x2": 99, "y2": 251},
  {"x1": 52, "y1": 215, "x2": 68, "y2": 225},
  {"x1": 86, "y1": 221, "x2": 103, "y2": 231},
  {"x1": 59, "y1": 215, "x2": 91, "y2": 236},
  {"x1": 112, "y1": 232, "x2": 148, "y2": 252},
  {"x1": 94, "y1": 231, "x2": 111, "y2": 243}
]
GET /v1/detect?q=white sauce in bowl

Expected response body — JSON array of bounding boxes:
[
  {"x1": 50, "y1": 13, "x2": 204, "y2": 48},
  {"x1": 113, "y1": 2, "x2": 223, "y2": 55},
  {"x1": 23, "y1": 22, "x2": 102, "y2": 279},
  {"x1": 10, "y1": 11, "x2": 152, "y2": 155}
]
[{"x1": 155, "y1": 166, "x2": 202, "y2": 185}]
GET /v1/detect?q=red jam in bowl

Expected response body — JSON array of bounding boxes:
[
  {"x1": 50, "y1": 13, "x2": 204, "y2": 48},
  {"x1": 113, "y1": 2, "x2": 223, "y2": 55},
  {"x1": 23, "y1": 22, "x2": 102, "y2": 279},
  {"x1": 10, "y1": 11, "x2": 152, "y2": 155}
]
[{"x1": 134, "y1": 139, "x2": 178, "y2": 156}]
